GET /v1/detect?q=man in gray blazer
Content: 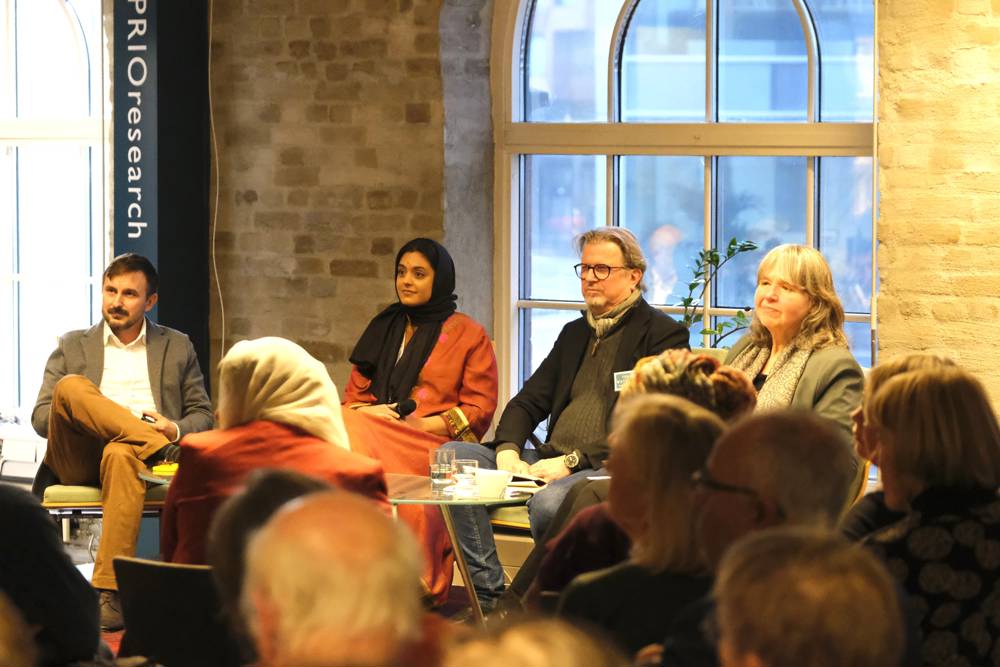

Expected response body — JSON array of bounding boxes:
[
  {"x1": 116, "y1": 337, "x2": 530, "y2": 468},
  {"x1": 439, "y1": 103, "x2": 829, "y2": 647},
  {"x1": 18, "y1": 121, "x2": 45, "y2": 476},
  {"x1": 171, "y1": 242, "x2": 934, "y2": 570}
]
[{"x1": 31, "y1": 253, "x2": 213, "y2": 631}]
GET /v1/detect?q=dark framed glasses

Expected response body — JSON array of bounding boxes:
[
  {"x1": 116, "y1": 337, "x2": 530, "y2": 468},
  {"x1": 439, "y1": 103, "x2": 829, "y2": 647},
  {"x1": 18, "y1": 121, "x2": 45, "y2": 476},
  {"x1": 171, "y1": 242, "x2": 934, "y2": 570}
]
[
  {"x1": 574, "y1": 263, "x2": 627, "y2": 280},
  {"x1": 690, "y1": 467, "x2": 761, "y2": 500}
]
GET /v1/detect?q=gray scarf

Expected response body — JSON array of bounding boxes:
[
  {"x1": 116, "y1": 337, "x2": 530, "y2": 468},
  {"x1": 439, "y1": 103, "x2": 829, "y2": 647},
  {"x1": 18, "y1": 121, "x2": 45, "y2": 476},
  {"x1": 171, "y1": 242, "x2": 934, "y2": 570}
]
[
  {"x1": 729, "y1": 335, "x2": 813, "y2": 410},
  {"x1": 584, "y1": 289, "x2": 642, "y2": 356}
]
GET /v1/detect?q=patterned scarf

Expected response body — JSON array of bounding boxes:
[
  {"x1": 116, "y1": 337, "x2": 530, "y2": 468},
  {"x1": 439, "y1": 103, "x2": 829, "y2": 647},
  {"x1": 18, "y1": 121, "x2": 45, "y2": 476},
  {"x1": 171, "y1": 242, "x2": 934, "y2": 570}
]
[
  {"x1": 729, "y1": 336, "x2": 813, "y2": 410},
  {"x1": 586, "y1": 288, "x2": 642, "y2": 339}
]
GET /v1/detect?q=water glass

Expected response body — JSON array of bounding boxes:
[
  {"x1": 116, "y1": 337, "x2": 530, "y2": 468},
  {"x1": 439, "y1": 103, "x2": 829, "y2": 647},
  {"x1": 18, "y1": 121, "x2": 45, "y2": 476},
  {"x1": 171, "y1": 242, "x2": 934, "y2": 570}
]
[
  {"x1": 430, "y1": 448, "x2": 456, "y2": 492},
  {"x1": 452, "y1": 459, "x2": 479, "y2": 498}
]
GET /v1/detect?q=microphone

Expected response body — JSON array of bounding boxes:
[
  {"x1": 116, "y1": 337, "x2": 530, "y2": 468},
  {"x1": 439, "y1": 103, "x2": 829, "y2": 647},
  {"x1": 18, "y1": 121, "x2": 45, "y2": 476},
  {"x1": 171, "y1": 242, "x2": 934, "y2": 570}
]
[{"x1": 393, "y1": 399, "x2": 417, "y2": 418}]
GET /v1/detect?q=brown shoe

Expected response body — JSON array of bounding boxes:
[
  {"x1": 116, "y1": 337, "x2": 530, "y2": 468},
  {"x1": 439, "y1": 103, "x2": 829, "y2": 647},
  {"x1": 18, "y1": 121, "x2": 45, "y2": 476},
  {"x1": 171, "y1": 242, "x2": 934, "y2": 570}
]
[{"x1": 99, "y1": 589, "x2": 124, "y2": 631}]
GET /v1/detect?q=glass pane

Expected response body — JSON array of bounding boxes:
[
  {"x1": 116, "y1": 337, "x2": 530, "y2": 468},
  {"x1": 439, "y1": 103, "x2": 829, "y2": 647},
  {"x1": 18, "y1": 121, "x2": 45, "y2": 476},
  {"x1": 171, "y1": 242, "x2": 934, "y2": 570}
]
[
  {"x1": 519, "y1": 308, "x2": 583, "y2": 388},
  {"x1": 620, "y1": 0, "x2": 707, "y2": 121},
  {"x1": 718, "y1": 0, "x2": 808, "y2": 122},
  {"x1": 716, "y1": 157, "x2": 807, "y2": 308},
  {"x1": 522, "y1": 155, "x2": 606, "y2": 300},
  {"x1": 15, "y1": 143, "x2": 101, "y2": 411},
  {"x1": 17, "y1": 281, "x2": 94, "y2": 411},
  {"x1": 524, "y1": 0, "x2": 622, "y2": 122},
  {"x1": 14, "y1": 0, "x2": 102, "y2": 119},
  {"x1": 818, "y1": 157, "x2": 872, "y2": 314},
  {"x1": 809, "y1": 0, "x2": 874, "y2": 122},
  {"x1": 619, "y1": 156, "x2": 704, "y2": 305},
  {"x1": 0, "y1": 148, "x2": 13, "y2": 413},
  {"x1": 845, "y1": 320, "x2": 872, "y2": 369}
]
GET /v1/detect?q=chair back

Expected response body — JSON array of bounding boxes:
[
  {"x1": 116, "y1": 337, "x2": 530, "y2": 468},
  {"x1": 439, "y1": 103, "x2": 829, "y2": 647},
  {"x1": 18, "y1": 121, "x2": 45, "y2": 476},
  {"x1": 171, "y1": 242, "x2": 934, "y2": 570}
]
[{"x1": 113, "y1": 557, "x2": 244, "y2": 667}]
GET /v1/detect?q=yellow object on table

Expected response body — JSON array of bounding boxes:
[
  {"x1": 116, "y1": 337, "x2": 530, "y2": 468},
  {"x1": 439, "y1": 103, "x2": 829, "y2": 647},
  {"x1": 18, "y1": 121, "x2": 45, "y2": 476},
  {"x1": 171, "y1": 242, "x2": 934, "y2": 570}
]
[{"x1": 151, "y1": 462, "x2": 179, "y2": 477}]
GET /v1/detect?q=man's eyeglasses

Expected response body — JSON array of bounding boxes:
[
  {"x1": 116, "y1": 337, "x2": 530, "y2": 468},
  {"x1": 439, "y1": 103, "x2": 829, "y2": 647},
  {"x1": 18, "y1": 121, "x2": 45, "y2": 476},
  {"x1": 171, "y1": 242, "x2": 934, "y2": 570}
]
[
  {"x1": 690, "y1": 468, "x2": 761, "y2": 500},
  {"x1": 574, "y1": 263, "x2": 628, "y2": 281}
]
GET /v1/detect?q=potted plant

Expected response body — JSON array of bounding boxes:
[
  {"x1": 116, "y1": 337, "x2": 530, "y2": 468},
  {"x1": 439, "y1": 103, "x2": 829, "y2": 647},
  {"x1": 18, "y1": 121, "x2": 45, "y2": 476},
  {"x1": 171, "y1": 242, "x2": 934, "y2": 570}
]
[{"x1": 679, "y1": 238, "x2": 758, "y2": 349}]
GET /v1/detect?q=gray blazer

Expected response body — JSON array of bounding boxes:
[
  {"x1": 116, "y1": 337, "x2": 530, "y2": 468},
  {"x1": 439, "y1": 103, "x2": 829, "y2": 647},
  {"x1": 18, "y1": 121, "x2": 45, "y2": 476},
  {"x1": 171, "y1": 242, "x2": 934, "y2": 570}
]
[
  {"x1": 725, "y1": 334, "x2": 864, "y2": 445},
  {"x1": 31, "y1": 319, "x2": 214, "y2": 439}
]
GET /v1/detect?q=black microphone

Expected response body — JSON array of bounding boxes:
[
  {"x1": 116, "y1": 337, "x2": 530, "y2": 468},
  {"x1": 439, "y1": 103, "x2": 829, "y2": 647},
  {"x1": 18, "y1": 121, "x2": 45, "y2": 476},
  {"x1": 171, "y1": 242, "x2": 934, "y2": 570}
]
[{"x1": 393, "y1": 399, "x2": 417, "y2": 418}]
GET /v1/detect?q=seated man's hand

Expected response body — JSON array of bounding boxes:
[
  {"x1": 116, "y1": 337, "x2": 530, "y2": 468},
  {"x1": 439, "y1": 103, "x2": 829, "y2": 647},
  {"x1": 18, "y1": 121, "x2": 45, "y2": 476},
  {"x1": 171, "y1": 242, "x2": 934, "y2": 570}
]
[
  {"x1": 356, "y1": 404, "x2": 401, "y2": 421},
  {"x1": 143, "y1": 411, "x2": 179, "y2": 442},
  {"x1": 528, "y1": 455, "x2": 572, "y2": 482},
  {"x1": 496, "y1": 449, "x2": 530, "y2": 475}
]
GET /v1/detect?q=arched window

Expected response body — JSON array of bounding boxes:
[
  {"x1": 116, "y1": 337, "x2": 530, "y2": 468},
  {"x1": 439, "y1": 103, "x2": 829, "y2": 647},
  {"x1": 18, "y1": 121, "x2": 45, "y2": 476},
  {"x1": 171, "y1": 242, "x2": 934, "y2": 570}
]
[
  {"x1": 0, "y1": 0, "x2": 106, "y2": 417},
  {"x1": 493, "y1": 0, "x2": 875, "y2": 400}
]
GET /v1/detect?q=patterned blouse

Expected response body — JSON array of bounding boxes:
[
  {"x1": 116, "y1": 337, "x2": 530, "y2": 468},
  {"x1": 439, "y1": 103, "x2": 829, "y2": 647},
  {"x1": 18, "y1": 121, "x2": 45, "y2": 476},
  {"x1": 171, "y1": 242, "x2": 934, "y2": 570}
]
[{"x1": 864, "y1": 486, "x2": 1000, "y2": 667}]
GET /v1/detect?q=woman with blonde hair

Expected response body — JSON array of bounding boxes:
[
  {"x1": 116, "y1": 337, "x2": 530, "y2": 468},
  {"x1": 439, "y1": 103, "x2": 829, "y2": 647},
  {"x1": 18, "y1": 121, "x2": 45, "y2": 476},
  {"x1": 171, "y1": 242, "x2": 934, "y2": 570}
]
[
  {"x1": 863, "y1": 365, "x2": 1000, "y2": 667},
  {"x1": 841, "y1": 353, "x2": 956, "y2": 540},
  {"x1": 556, "y1": 394, "x2": 726, "y2": 655},
  {"x1": 727, "y1": 244, "x2": 862, "y2": 445}
]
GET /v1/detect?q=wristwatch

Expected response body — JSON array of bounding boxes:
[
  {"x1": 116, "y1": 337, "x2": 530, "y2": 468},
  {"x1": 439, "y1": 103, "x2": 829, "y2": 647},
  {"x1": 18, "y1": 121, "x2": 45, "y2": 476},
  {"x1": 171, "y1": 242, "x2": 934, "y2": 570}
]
[{"x1": 563, "y1": 449, "x2": 582, "y2": 472}]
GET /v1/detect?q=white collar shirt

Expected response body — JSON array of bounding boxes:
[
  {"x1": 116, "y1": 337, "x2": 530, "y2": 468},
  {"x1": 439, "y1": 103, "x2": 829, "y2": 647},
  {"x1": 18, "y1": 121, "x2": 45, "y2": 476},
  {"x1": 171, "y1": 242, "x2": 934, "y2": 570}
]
[{"x1": 99, "y1": 320, "x2": 158, "y2": 419}]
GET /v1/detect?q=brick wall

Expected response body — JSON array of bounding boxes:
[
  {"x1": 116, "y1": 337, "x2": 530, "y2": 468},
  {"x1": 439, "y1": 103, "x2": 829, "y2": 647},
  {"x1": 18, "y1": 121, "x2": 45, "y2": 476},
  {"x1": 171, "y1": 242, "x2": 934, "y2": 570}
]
[
  {"x1": 877, "y1": 0, "x2": 1000, "y2": 394},
  {"x1": 209, "y1": 0, "x2": 449, "y2": 390}
]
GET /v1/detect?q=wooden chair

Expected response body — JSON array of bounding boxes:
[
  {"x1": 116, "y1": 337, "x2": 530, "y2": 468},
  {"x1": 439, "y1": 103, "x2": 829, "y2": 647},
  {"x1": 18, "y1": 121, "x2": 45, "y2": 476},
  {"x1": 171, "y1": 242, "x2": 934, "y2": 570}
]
[{"x1": 113, "y1": 556, "x2": 244, "y2": 667}]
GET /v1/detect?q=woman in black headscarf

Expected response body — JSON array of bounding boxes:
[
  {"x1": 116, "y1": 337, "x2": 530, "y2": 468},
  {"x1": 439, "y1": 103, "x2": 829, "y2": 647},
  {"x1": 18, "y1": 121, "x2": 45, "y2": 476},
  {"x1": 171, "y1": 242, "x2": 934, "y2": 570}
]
[{"x1": 341, "y1": 238, "x2": 498, "y2": 603}]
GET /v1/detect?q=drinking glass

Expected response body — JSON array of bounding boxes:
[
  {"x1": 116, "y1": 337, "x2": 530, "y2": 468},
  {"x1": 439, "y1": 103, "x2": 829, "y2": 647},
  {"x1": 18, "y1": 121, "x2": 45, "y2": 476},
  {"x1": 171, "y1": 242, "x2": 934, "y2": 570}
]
[
  {"x1": 452, "y1": 459, "x2": 479, "y2": 498},
  {"x1": 430, "y1": 448, "x2": 456, "y2": 493}
]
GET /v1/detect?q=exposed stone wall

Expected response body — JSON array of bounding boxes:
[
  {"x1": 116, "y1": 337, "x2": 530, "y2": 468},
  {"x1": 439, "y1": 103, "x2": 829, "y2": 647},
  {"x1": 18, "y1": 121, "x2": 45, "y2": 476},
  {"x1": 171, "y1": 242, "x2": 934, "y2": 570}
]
[
  {"x1": 878, "y1": 0, "x2": 1000, "y2": 398},
  {"x1": 877, "y1": 0, "x2": 1000, "y2": 395},
  {"x1": 441, "y1": 0, "x2": 494, "y2": 333},
  {"x1": 209, "y1": 0, "x2": 448, "y2": 389}
]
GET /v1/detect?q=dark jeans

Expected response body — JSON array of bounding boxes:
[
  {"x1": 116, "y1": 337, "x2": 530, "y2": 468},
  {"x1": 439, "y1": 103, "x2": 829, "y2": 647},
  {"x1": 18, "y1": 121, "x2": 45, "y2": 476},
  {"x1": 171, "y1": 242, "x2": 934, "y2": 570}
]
[{"x1": 441, "y1": 441, "x2": 597, "y2": 608}]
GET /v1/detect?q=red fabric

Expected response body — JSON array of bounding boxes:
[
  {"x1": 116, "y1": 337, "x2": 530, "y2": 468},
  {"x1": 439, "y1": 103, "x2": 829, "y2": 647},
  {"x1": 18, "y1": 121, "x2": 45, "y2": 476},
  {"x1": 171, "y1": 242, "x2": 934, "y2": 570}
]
[
  {"x1": 535, "y1": 503, "x2": 632, "y2": 594},
  {"x1": 342, "y1": 312, "x2": 498, "y2": 604},
  {"x1": 161, "y1": 420, "x2": 388, "y2": 564}
]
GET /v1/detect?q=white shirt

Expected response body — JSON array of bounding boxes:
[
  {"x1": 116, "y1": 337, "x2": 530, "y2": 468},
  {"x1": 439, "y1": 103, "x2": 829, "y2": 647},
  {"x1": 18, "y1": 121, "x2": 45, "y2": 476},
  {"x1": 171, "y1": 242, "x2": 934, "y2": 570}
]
[{"x1": 99, "y1": 320, "x2": 180, "y2": 442}]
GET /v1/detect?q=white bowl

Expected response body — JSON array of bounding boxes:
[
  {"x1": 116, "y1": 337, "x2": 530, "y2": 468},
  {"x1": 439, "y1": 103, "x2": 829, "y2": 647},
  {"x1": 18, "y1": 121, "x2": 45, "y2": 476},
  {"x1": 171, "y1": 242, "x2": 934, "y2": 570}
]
[{"x1": 476, "y1": 468, "x2": 514, "y2": 499}]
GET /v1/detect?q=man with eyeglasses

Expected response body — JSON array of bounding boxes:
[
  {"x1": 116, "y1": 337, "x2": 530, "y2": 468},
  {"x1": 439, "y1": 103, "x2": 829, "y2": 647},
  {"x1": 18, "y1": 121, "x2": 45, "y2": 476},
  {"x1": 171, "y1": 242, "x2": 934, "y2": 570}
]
[
  {"x1": 444, "y1": 226, "x2": 688, "y2": 612},
  {"x1": 648, "y1": 410, "x2": 920, "y2": 667}
]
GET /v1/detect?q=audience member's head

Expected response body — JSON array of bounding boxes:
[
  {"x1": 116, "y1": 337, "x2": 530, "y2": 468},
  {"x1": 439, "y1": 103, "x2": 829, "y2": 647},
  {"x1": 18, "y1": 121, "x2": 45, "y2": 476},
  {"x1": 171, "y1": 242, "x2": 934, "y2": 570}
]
[
  {"x1": 868, "y1": 366, "x2": 1000, "y2": 509},
  {"x1": 715, "y1": 527, "x2": 903, "y2": 667},
  {"x1": 853, "y1": 353, "x2": 955, "y2": 464},
  {"x1": 622, "y1": 348, "x2": 756, "y2": 421},
  {"x1": 694, "y1": 410, "x2": 856, "y2": 570},
  {"x1": 0, "y1": 592, "x2": 36, "y2": 667},
  {"x1": 207, "y1": 468, "x2": 332, "y2": 635},
  {"x1": 444, "y1": 617, "x2": 625, "y2": 667},
  {"x1": 241, "y1": 490, "x2": 424, "y2": 667},
  {"x1": 217, "y1": 336, "x2": 350, "y2": 449},
  {"x1": 607, "y1": 394, "x2": 724, "y2": 573}
]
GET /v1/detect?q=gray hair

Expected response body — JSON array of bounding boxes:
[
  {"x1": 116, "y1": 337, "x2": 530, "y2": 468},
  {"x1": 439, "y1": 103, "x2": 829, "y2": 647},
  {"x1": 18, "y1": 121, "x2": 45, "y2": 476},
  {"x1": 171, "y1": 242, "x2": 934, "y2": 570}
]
[
  {"x1": 575, "y1": 226, "x2": 648, "y2": 292},
  {"x1": 735, "y1": 411, "x2": 856, "y2": 525},
  {"x1": 241, "y1": 492, "x2": 424, "y2": 660}
]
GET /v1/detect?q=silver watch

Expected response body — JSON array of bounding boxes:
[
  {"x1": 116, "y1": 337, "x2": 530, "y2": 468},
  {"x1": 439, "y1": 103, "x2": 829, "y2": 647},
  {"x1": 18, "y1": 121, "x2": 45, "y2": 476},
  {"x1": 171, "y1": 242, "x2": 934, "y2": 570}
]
[{"x1": 564, "y1": 450, "x2": 581, "y2": 471}]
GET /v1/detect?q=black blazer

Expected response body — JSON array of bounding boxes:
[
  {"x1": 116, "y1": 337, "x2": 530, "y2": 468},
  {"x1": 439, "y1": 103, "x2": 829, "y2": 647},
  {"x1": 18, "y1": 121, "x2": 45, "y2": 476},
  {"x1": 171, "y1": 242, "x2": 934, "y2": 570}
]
[{"x1": 491, "y1": 298, "x2": 688, "y2": 468}]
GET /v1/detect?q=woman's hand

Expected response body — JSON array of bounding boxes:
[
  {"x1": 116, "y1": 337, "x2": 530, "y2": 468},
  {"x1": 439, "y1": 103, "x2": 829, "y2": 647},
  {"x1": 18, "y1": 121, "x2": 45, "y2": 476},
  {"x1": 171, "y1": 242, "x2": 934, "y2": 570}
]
[
  {"x1": 356, "y1": 404, "x2": 401, "y2": 421},
  {"x1": 403, "y1": 414, "x2": 449, "y2": 437},
  {"x1": 496, "y1": 449, "x2": 530, "y2": 475},
  {"x1": 528, "y1": 456, "x2": 572, "y2": 482}
]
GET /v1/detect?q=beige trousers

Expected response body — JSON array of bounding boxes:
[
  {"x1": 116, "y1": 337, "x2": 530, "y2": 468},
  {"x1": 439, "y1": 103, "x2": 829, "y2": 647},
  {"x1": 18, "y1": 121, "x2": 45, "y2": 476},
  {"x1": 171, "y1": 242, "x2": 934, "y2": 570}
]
[{"x1": 43, "y1": 375, "x2": 169, "y2": 590}]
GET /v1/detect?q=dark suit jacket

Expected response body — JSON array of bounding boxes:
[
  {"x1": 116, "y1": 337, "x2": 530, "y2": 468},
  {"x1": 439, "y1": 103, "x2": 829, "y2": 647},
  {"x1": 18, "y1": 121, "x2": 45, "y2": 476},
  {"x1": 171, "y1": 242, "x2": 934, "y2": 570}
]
[
  {"x1": 492, "y1": 298, "x2": 688, "y2": 468},
  {"x1": 31, "y1": 318, "x2": 214, "y2": 439}
]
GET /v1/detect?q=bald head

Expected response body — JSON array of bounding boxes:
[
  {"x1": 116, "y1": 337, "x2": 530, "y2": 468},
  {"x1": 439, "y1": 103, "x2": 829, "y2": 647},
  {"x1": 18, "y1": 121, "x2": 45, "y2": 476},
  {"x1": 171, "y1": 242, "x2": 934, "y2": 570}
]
[
  {"x1": 695, "y1": 410, "x2": 856, "y2": 570},
  {"x1": 242, "y1": 491, "x2": 423, "y2": 667}
]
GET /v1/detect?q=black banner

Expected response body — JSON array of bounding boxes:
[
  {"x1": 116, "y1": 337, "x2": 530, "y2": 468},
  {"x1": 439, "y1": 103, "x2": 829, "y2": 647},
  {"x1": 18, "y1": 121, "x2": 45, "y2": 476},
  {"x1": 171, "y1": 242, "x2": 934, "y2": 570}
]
[{"x1": 113, "y1": 0, "x2": 157, "y2": 264}]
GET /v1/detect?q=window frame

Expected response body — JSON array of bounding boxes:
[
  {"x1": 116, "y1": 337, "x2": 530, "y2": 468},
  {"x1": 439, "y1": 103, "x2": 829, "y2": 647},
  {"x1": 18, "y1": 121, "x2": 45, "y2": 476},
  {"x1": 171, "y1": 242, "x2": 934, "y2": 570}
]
[
  {"x1": 0, "y1": 0, "x2": 110, "y2": 416},
  {"x1": 491, "y1": 0, "x2": 877, "y2": 403}
]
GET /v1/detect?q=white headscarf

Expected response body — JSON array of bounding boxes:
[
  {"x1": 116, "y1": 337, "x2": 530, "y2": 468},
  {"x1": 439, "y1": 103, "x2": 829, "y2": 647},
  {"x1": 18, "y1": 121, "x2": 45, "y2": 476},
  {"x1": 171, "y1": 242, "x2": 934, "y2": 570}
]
[{"x1": 217, "y1": 337, "x2": 351, "y2": 450}]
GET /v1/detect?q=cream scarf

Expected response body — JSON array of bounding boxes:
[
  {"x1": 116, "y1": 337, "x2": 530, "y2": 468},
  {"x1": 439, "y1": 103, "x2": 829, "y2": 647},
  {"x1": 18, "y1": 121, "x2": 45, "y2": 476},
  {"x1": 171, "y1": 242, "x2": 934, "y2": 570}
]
[
  {"x1": 216, "y1": 337, "x2": 351, "y2": 450},
  {"x1": 729, "y1": 336, "x2": 813, "y2": 410}
]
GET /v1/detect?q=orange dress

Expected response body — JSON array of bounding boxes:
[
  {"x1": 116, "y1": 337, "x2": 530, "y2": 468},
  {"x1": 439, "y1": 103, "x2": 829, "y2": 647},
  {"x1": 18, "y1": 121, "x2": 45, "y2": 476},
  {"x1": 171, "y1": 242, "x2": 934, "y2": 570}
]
[{"x1": 343, "y1": 312, "x2": 498, "y2": 603}]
